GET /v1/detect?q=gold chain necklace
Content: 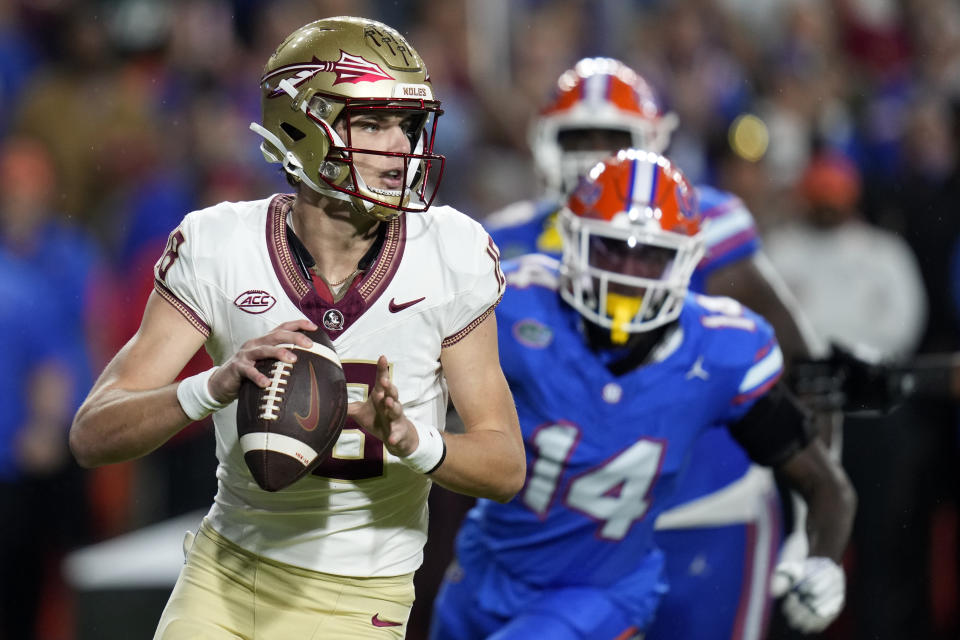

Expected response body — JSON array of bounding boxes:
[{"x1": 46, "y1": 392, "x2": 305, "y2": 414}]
[{"x1": 325, "y1": 268, "x2": 361, "y2": 288}]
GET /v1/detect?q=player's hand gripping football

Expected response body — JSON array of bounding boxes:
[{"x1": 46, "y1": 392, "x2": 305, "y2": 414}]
[
  {"x1": 208, "y1": 319, "x2": 319, "y2": 403},
  {"x1": 771, "y1": 556, "x2": 846, "y2": 633},
  {"x1": 347, "y1": 356, "x2": 419, "y2": 457}
]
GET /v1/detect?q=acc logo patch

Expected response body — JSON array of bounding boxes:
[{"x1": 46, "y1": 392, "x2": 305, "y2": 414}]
[
  {"x1": 512, "y1": 319, "x2": 553, "y2": 349},
  {"x1": 234, "y1": 290, "x2": 276, "y2": 314}
]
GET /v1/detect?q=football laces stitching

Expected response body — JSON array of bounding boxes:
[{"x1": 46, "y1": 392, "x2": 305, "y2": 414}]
[{"x1": 259, "y1": 361, "x2": 293, "y2": 420}]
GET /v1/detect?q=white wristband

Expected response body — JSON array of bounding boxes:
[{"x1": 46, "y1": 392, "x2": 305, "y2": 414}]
[
  {"x1": 177, "y1": 367, "x2": 231, "y2": 421},
  {"x1": 399, "y1": 421, "x2": 446, "y2": 474}
]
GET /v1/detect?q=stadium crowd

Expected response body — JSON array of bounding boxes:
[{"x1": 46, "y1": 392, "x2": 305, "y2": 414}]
[{"x1": 1, "y1": 0, "x2": 959, "y2": 638}]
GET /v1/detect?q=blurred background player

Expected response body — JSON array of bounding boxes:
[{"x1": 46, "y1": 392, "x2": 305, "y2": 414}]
[
  {"x1": 0, "y1": 133, "x2": 99, "y2": 638},
  {"x1": 484, "y1": 57, "x2": 838, "y2": 639},
  {"x1": 429, "y1": 149, "x2": 855, "y2": 640},
  {"x1": 0, "y1": 253, "x2": 78, "y2": 640}
]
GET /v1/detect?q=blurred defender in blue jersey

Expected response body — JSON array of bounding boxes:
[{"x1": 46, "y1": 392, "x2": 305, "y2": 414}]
[
  {"x1": 429, "y1": 149, "x2": 854, "y2": 640},
  {"x1": 479, "y1": 58, "x2": 841, "y2": 640}
]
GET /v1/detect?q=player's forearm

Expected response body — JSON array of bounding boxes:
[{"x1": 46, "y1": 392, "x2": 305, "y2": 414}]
[
  {"x1": 798, "y1": 466, "x2": 856, "y2": 562},
  {"x1": 70, "y1": 384, "x2": 192, "y2": 468},
  {"x1": 776, "y1": 439, "x2": 856, "y2": 561},
  {"x1": 429, "y1": 429, "x2": 526, "y2": 502}
]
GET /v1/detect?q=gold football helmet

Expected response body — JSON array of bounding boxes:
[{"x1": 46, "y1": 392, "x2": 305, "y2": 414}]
[{"x1": 250, "y1": 16, "x2": 445, "y2": 220}]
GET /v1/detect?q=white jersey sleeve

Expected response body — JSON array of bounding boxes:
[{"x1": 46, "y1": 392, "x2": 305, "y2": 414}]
[
  {"x1": 434, "y1": 208, "x2": 505, "y2": 346},
  {"x1": 153, "y1": 208, "x2": 220, "y2": 338}
]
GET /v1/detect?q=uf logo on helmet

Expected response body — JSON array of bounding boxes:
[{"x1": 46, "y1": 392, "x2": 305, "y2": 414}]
[
  {"x1": 675, "y1": 181, "x2": 698, "y2": 220},
  {"x1": 571, "y1": 176, "x2": 603, "y2": 208}
]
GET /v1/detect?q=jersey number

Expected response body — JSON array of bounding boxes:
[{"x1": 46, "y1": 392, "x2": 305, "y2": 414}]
[
  {"x1": 311, "y1": 361, "x2": 384, "y2": 481},
  {"x1": 156, "y1": 229, "x2": 185, "y2": 283},
  {"x1": 694, "y1": 294, "x2": 757, "y2": 331},
  {"x1": 523, "y1": 423, "x2": 665, "y2": 540}
]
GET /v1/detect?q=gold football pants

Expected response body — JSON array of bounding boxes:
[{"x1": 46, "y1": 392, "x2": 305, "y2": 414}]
[{"x1": 154, "y1": 521, "x2": 415, "y2": 639}]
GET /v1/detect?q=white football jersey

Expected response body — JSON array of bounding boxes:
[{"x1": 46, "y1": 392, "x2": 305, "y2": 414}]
[{"x1": 154, "y1": 194, "x2": 504, "y2": 577}]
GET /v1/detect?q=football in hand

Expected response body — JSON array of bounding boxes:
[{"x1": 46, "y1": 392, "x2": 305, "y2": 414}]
[{"x1": 236, "y1": 328, "x2": 347, "y2": 491}]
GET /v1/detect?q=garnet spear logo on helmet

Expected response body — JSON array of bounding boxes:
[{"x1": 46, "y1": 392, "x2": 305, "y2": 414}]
[{"x1": 263, "y1": 51, "x2": 396, "y2": 97}]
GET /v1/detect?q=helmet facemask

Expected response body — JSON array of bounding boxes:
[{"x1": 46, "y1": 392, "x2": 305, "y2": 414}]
[
  {"x1": 535, "y1": 118, "x2": 675, "y2": 200},
  {"x1": 553, "y1": 127, "x2": 635, "y2": 200},
  {"x1": 560, "y1": 213, "x2": 704, "y2": 343},
  {"x1": 319, "y1": 98, "x2": 445, "y2": 220},
  {"x1": 558, "y1": 149, "x2": 704, "y2": 344}
]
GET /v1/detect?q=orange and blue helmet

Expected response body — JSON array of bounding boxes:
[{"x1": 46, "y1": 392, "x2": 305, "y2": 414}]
[
  {"x1": 530, "y1": 57, "x2": 678, "y2": 200},
  {"x1": 558, "y1": 149, "x2": 704, "y2": 342}
]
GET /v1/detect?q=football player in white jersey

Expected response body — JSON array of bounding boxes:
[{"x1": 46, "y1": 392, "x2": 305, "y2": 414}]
[{"x1": 69, "y1": 16, "x2": 525, "y2": 639}]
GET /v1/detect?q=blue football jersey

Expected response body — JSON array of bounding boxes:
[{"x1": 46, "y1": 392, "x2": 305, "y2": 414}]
[
  {"x1": 458, "y1": 256, "x2": 783, "y2": 594},
  {"x1": 688, "y1": 184, "x2": 761, "y2": 292},
  {"x1": 484, "y1": 198, "x2": 563, "y2": 260},
  {"x1": 485, "y1": 187, "x2": 766, "y2": 514}
]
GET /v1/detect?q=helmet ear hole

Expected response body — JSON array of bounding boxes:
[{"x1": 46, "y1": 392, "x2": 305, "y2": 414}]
[
  {"x1": 319, "y1": 161, "x2": 342, "y2": 181},
  {"x1": 281, "y1": 122, "x2": 306, "y2": 142},
  {"x1": 307, "y1": 96, "x2": 333, "y2": 119}
]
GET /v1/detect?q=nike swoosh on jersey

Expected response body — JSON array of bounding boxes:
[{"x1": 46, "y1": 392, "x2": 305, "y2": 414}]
[
  {"x1": 371, "y1": 614, "x2": 403, "y2": 627},
  {"x1": 388, "y1": 296, "x2": 425, "y2": 313},
  {"x1": 294, "y1": 363, "x2": 320, "y2": 431}
]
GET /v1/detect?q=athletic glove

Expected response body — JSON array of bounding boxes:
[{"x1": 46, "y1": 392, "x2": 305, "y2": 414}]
[
  {"x1": 788, "y1": 343, "x2": 909, "y2": 415},
  {"x1": 771, "y1": 556, "x2": 846, "y2": 634}
]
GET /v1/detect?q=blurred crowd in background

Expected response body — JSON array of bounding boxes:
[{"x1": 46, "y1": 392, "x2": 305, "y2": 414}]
[{"x1": 1, "y1": 0, "x2": 960, "y2": 639}]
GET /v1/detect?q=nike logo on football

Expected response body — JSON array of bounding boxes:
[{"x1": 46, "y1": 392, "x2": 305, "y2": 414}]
[
  {"x1": 388, "y1": 296, "x2": 425, "y2": 313},
  {"x1": 371, "y1": 613, "x2": 403, "y2": 627},
  {"x1": 294, "y1": 363, "x2": 320, "y2": 431},
  {"x1": 686, "y1": 356, "x2": 710, "y2": 381}
]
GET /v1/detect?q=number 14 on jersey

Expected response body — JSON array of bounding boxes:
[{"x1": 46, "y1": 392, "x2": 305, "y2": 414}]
[{"x1": 523, "y1": 422, "x2": 666, "y2": 540}]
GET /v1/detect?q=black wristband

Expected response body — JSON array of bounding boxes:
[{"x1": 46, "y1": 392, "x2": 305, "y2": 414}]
[{"x1": 425, "y1": 439, "x2": 447, "y2": 475}]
